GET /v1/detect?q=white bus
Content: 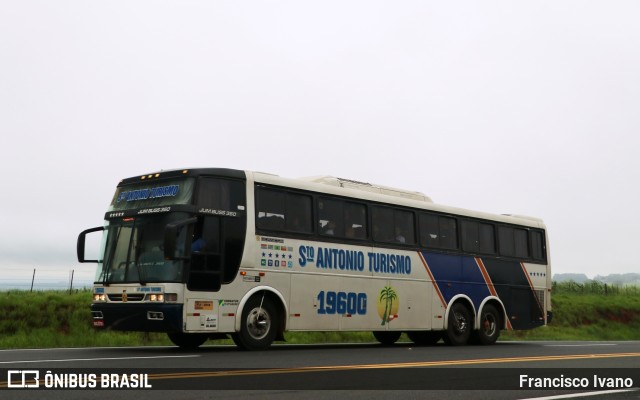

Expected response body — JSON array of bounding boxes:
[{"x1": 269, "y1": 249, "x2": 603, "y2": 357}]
[{"x1": 78, "y1": 168, "x2": 551, "y2": 350}]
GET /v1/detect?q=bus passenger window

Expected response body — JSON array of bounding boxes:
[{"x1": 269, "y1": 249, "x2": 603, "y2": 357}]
[
  {"x1": 317, "y1": 198, "x2": 367, "y2": 239},
  {"x1": 395, "y1": 210, "x2": 415, "y2": 244},
  {"x1": 256, "y1": 186, "x2": 312, "y2": 234},
  {"x1": 462, "y1": 220, "x2": 495, "y2": 254},
  {"x1": 420, "y1": 213, "x2": 458, "y2": 250},
  {"x1": 514, "y1": 228, "x2": 529, "y2": 258},
  {"x1": 439, "y1": 217, "x2": 458, "y2": 249},
  {"x1": 345, "y1": 202, "x2": 367, "y2": 239},
  {"x1": 531, "y1": 230, "x2": 545, "y2": 261},
  {"x1": 256, "y1": 188, "x2": 286, "y2": 231},
  {"x1": 372, "y1": 207, "x2": 394, "y2": 242},
  {"x1": 318, "y1": 198, "x2": 342, "y2": 237},
  {"x1": 373, "y1": 207, "x2": 415, "y2": 245},
  {"x1": 285, "y1": 193, "x2": 312, "y2": 233}
]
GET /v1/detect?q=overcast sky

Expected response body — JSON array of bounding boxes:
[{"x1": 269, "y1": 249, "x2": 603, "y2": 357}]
[{"x1": 1, "y1": 1, "x2": 639, "y2": 284}]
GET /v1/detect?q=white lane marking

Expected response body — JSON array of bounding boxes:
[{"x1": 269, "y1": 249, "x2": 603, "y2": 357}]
[
  {"x1": 0, "y1": 345, "x2": 201, "y2": 352},
  {"x1": 545, "y1": 344, "x2": 618, "y2": 347},
  {"x1": 518, "y1": 389, "x2": 639, "y2": 400},
  {"x1": 0, "y1": 355, "x2": 200, "y2": 364}
]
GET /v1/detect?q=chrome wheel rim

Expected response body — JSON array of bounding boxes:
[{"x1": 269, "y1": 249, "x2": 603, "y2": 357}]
[
  {"x1": 482, "y1": 313, "x2": 497, "y2": 337},
  {"x1": 246, "y1": 307, "x2": 271, "y2": 340}
]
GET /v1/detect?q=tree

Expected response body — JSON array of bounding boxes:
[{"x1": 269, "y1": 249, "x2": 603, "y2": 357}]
[{"x1": 379, "y1": 286, "x2": 398, "y2": 326}]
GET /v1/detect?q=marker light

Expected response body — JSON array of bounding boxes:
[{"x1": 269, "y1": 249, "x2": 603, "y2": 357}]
[{"x1": 165, "y1": 293, "x2": 178, "y2": 302}]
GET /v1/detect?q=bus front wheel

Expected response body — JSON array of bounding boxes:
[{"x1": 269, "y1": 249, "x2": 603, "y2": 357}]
[
  {"x1": 443, "y1": 302, "x2": 472, "y2": 346},
  {"x1": 167, "y1": 332, "x2": 208, "y2": 349},
  {"x1": 233, "y1": 295, "x2": 278, "y2": 351}
]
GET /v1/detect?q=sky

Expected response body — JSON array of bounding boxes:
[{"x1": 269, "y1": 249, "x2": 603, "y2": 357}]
[{"x1": 1, "y1": 1, "x2": 639, "y2": 286}]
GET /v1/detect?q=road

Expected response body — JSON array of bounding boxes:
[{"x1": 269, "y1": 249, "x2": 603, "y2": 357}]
[{"x1": 1, "y1": 341, "x2": 639, "y2": 400}]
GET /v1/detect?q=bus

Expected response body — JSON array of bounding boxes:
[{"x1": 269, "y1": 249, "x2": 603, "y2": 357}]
[{"x1": 77, "y1": 168, "x2": 552, "y2": 350}]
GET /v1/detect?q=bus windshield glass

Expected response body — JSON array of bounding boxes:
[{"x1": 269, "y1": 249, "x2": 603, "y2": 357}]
[{"x1": 95, "y1": 213, "x2": 190, "y2": 284}]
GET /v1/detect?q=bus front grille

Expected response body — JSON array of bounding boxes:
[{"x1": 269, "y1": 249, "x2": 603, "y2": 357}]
[{"x1": 107, "y1": 294, "x2": 145, "y2": 302}]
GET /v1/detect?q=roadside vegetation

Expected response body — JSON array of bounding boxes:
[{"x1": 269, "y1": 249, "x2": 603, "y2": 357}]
[
  {"x1": 0, "y1": 281, "x2": 638, "y2": 349},
  {"x1": 502, "y1": 281, "x2": 640, "y2": 341}
]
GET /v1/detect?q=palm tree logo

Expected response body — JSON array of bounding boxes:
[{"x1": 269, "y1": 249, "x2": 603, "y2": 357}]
[{"x1": 377, "y1": 286, "x2": 399, "y2": 325}]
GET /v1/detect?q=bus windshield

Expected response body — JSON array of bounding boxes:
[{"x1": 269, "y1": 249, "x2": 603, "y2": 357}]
[{"x1": 96, "y1": 213, "x2": 190, "y2": 284}]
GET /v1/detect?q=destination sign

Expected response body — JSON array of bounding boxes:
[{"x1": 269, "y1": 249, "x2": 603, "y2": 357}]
[
  {"x1": 117, "y1": 185, "x2": 179, "y2": 203},
  {"x1": 108, "y1": 178, "x2": 195, "y2": 212}
]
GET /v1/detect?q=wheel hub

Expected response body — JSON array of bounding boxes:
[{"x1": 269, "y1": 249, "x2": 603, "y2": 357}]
[{"x1": 247, "y1": 307, "x2": 271, "y2": 340}]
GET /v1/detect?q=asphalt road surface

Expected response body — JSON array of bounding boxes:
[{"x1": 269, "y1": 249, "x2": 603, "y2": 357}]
[{"x1": 1, "y1": 341, "x2": 639, "y2": 400}]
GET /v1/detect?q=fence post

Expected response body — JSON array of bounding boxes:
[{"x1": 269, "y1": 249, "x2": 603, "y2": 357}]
[
  {"x1": 30, "y1": 269, "x2": 36, "y2": 292},
  {"x1": 69, "y1": 269, "x2": 75, "y2": 295}
]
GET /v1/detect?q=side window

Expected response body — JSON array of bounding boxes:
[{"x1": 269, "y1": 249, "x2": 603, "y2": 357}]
[
  {"x1": 514, "y1": 228, "x2": 529, "y2": 258},
  {"x1": 395, "y1": 209, "x2": 416, "y2": 244},
  {"x1": 197, "y1": 178, "x2": 245, "y2": 212},
  {"x1": 499, "y1": 226, "x2": 533, "y2": 259},
  {"x1": 498, "y1": 226, "x2": 515, "y2": 257},
  {"x1": 255, "y1": 186, "x2": 312, "y2": 233},
  {"x1": 479, "y1": 223, "x2": 495, "y2": 254},
  {"x1": 461, "y1": 220, "x2": 495, "y2": 254},
  {"x1": 318, "y1": 198, "x2": 367, "y2": 239},
  {"x1": 419, "y1": 213, "x2": 458, "y2": 250},
  {"x1": 530, "y1": 230, "x2": 545, "y2": 261},
  {"x1": 256, "y1": 188, "x2": 285, "y2": 231},
  {"x1": 372, "y1": 207, "x2": 394, "y2": 242},
  {"x1": 345, "y1": 202, "x2": 367, "y2": 239},
  {"x1": 318, "y1": 198, "x2": 342, "y2": 236},
  {"x1": 372, "y1": 206, "x2": 415, "y2": 245},
  {"x1": 439, "y1": 217, "x2": 458, "y2": 249},
  {"x1": 285, "y1": 192, "x2": 312, "y2": 233}
]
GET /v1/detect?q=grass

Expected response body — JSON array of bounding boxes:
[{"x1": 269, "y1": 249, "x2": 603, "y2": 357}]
[
  {"x1": 1, "y1": 281, "x2": 639, "y2": 349},
  {"x1": 502, "y1": 281, "x2": 640, "y2": 341},
  {"x1": 0, "y1": 290, "x2": 172, "y2": 348}
]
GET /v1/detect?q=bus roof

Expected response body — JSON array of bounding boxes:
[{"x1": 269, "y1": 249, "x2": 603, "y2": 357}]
[
  {"x1": 299, "y1": 175, "x2": 433, "y2": 203},
  {"x1": 116, "y1": 168, "x2": 545, "y2": 229}
]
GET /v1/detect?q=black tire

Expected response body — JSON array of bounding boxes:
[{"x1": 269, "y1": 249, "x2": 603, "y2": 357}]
[
  {"x1": 443, "y1": 302, "x2": 472, "y2": 346},
  {"x1": 407, "y1": 331, "x2": 441, "y2": 346},
  {"x1": 373, "y1": 331, "x2": 402, "y2": 346},
  {"x1": 473, "y1": 304, "x2": 501, "y2": 345},
  {"x1": 167, "y1": 332, "x2": 208, "y2": 349},
  {"x1": 234, "y1": 295, "x2": 278, "y2": 351}
]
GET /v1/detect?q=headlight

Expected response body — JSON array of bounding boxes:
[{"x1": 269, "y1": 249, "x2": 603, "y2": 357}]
[
  {"x1": 93, "y1": 294, "x2": 106, "y2": 302},
  {"x1": 148, "y1": 294, "x2": 164, "y2": 302}
]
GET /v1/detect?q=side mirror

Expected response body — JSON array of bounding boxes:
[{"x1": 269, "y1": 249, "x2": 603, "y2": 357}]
[
  {"x1": 164, "y1": 217, "x2": 197, "y2": 260},
  {"x1": 77, "y1": 227, "x2": 104, "y2": 263}
]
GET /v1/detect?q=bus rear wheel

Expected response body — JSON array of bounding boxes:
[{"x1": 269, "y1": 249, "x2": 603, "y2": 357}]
[
  {"x1": 233, "y1": 295, "x2": 278, "y2": 351},
  {"x1": 443, "y1": 302, "x2": 472, "y2": 346},
  {"x1": 167, "y1": 332, "x2": 209, "y2": 349},
  {"x1": 373, "y1": 331, "x2": 401, "y2": 346},
  {"x1": 407, "y1": 331, "x2": 441, "y2": 346},
  {"x1": 473, "y1": 304, "x2": 501, "y2": 345}
]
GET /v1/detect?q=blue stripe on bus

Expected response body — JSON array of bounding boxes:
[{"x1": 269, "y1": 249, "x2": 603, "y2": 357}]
[
  {"x1": 421, "y1": 252, "x2": 491, "y2": 312},
  {"x1": 422, "y1": 252, "x2": 545, "y2": 330}
]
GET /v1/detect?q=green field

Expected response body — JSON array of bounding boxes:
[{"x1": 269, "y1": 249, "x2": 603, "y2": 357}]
[{"x1": 1, "y1": 281, "x2": 638, "y2": 349}]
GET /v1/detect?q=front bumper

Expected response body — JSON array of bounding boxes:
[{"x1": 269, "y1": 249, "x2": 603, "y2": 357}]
[{"x1": 91, "y1": 303, "x2": 183, "y2": 332}]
